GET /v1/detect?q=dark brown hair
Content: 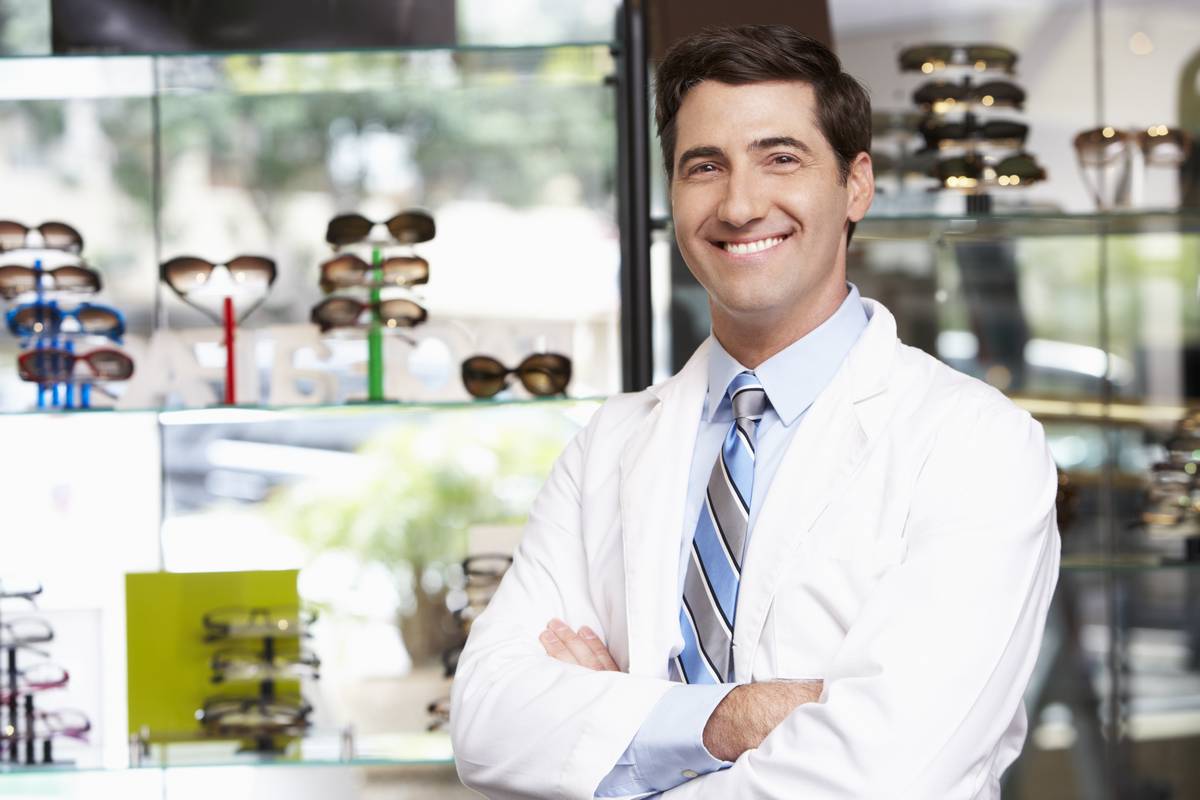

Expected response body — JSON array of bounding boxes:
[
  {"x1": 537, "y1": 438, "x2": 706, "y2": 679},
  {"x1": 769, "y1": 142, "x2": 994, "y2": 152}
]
[{"x1": 655, "y1": 24, "x2": 871, "y2": 188}]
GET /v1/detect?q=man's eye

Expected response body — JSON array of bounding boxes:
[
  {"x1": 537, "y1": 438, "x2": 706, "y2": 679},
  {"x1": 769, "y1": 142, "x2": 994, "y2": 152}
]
[
  {"x1": 772, "y1": 154, "x2": 798, "y2": 165},
  {"x1": 688, "y1": 163, "x2": 717, "y2": 175}
]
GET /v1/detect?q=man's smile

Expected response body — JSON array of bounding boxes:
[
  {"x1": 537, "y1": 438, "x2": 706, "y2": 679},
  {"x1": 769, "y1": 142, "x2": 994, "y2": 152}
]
[{"x1": 714, "y1": 233, "x2": 792, "y2": 256}]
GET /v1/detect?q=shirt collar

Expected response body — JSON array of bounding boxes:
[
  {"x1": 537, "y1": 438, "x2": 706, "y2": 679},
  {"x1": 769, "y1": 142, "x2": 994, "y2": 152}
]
[{"x1": 704, "y1": 283, "x2": 869, "y2": 425}]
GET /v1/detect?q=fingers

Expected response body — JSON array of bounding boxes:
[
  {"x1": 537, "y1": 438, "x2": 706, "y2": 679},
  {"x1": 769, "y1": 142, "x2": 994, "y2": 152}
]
[
  {"x1": 538, "y1": 619, "x2": 619, "y2": 671},
  {"x1": 578, "y1": 626, "x2": 619, "y2": 671},
  {"x1": 538, "y1": 626, "x2": 575, "y2": 664},
  {"x1": 548, "y1": 619, "x2": 601, "y2": 668}
]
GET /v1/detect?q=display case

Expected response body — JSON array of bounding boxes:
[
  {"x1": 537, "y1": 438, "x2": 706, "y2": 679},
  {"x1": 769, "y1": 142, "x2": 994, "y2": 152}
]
[{"x1": 0, "y1": 1, "x2": 633, "y2": 797}]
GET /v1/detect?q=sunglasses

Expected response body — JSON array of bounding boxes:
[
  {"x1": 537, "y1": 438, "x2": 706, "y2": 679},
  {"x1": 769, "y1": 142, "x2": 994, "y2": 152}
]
[
  {"x1": 0, "y1": 264, "x2": 101, "y2": 300},
  {"x1": 461, "y1": 353, "x2": 572, "y2": 398},
  {"x1": 160, "y1": 255, "x2": 277, "y2": 320},
  {"x1": 325, "y1": 211, "x2": 436, "y2": 247},
  {"x1": 0, "y1": 618, "x2": 53, "y2": 648},
  {"x1": 0, "y1": 221, "x2": 83, "y2": 254},
  {"x1": 211, "y1": 647, "x2": 321, "y2": 684},
  {"x1": 319, "y1": 253, "x2": 429, "y2": 294},
  {"x1": 17, "y1": 347, "x2": 135, "y2": 384},
  {"x1": 1074, "y1": 125, "x2": 1194, "y2": 167},
  {"x1": 6, "y1": 301, "x2": 125, "y2": 340},
  {"x1": 0, "y1": 708, "x2": 91, "y2": 744},
  {"x1": 933, "y1": 152, "x2": 1046, "y2": 188},
  {"x1": 426, "y1": 695, "x2": 451, "y2": 732},
  {"x1": 198, "y1": 695, "x2": 312, "y2": 735},
  {"x1": 0, "y1": 662, "x2": 69, "y2": 704},
  {"x1": 913, "y1": 80, "x2": 1025, "y2": 112},
  {"x1": 0, "y1": 581, "x2": 43, "y2": 604},
  {"x1": 310, "y1": 296, "x2": 427, "y2": 332},
  {"x1": 920, "y1": 117, "x2": 1028, "y2": 150},
  {"x1": 899, "y1": 43, "x2": 1017, "y2": 74},
  {"x1": 202, "y1": 606, "x2": 316, "y2": 642}
]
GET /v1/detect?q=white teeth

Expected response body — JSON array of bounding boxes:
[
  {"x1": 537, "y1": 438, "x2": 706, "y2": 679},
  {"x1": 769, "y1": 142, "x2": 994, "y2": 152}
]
[{"x1": 723, "y1": 235, "x2": 785, "y2": 255}]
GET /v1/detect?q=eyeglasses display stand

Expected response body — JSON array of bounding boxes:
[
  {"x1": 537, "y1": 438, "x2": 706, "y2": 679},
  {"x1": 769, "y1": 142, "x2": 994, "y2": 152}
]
[
  {"x1": 0, "y1": 222, "x2": 133, "y2": 409},
  {"x1": 313, "y1": 210, "x2": 435, "y2": 403},
  {"x1": 0, "y1": 580, "x2": 91, "y2": 768},
  {"x1": 195, "y1": 606, "x2": 318, "y2": 754},
  {"x1": 897, "y1": 43, "x2": 1045, "y2": 214}
]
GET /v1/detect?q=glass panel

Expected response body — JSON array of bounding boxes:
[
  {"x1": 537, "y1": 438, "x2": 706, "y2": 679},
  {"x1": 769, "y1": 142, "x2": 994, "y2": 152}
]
[{"x1": 158, "y1": 400, "x2": 597, "y2": 751}]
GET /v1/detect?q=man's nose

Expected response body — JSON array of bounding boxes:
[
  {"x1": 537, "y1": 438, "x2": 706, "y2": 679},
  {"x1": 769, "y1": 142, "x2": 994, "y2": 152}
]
[{"x1": 716, "y1": 169, "x2": 769, "y2": 228}]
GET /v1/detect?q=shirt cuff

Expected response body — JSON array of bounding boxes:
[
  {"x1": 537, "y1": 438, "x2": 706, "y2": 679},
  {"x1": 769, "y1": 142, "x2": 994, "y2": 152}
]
[{"x1": 594, "y1": 683, "x2": 735, "y2": 797}]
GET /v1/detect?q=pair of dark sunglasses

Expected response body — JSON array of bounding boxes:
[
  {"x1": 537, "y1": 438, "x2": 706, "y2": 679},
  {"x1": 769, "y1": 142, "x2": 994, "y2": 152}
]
[
  {"x1": 325, "y1": 211, "x2": 436, "y2": 247},
  {"x1": 0, "y1": 221, "x2": 83, "y2": 253},
  {"x1": 160, "y1": 255, "x2": 277, "y2": 321},
  {"x1": 913, "y1": 80, "x2": 1025, "y2": 111},
  {"x1": 934, "y1": 152, "x2": 1046, "y2": 188},
  {"x1": 310, "y1": 296, "x2": 427, "y2": 332},
  {"x1": 319, "y1": 253, "x2": 429, "y2": 294},
  {"x1": 17, "y1": 347, "x2": 135, "y2": 384},
  {"x1": 461, "y1": 353, "x2": 572, "y2": 398},
  {"x1": 0, "y1": 264, "x2": 100, "y2": 300},
  {"x1": 6, "y1": 301, "x2": 125, "y2": 340},
  {"x1": 920, "y1": 117, "x2": 1028, "y2": 149},
  {"x1": 899, "y1": 43, "x2": 1017, "y2": 74}
]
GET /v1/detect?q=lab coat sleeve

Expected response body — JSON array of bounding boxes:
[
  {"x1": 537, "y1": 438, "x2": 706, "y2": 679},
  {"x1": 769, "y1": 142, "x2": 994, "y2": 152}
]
[
  {"x1": 451, "y1": 412, "x2": 677, "y2": 800},
  {"x1": 661, "y1": 393, "x2": 1062, "y2": 799}
]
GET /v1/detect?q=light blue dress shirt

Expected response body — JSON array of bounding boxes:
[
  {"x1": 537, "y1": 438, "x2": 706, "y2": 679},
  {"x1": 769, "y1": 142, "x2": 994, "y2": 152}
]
[{"x1": 596, "y1": 284, "x2": 869, "y2": 797}]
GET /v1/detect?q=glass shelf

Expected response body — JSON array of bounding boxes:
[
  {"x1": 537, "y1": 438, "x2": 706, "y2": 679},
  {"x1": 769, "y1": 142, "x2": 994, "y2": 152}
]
[
  {"x1": 0, "y1": 732, "x2": 454, "y2": 776},
  {"x1": 4, "y1": 41, "x2": 618, "y2": 62},
  {"x1": 855, "y1": 208, "x2": 1200, "y2": 241},
  {"x1": 0, "y1": 395, "x2": 606, "y2": 422},
  {"x1": 1061, "y1": 554, "x2": 1200, "y2": 572}
]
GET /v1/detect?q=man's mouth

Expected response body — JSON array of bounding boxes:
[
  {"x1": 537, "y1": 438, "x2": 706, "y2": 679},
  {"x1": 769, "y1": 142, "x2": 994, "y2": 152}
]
[{"x1": 717, "y1": 234, "x2": 790, "y2": 255}]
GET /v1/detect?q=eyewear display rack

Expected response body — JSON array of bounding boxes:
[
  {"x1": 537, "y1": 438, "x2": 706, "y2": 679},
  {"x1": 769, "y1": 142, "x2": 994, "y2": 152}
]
[
  {"x1": 0, "y1": 2, "x2": 650, "y2": 797},
  {"x1": 851, "y1": 201, "x2": 1200, "y2": 800}
]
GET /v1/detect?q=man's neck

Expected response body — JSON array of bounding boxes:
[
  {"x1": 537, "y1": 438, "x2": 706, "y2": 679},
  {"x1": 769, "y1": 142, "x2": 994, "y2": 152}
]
[{"x1": 711, "y1": 282, "x2": 850, "y2": 369}]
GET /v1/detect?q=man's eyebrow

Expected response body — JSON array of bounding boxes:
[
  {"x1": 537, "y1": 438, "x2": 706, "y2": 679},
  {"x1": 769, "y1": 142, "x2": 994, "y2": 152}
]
[
  {"x1": 676, "y1": 145, "x2": 725, "y2": 169},
  {"x1": 750, "y1": 136, "x2": 814, "y2": 156}
]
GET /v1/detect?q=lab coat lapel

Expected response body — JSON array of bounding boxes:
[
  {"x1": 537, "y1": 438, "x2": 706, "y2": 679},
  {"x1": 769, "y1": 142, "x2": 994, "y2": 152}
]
[
  {"x1": 732, "y1": 300, "x2": 898, "y2": 679},
  {"x1": 619, "y1": 339, "x2": 710, "y2": 676}
]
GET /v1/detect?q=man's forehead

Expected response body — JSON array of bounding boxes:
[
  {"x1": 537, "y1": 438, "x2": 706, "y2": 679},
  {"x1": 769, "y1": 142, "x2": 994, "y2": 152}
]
[{"x1": 674, "y1": 80, "x2": 824, "y2": 148}]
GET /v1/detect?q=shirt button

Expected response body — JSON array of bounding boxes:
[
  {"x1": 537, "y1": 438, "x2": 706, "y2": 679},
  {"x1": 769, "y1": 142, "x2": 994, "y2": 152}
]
[{"x1": 682, "y1": 770, "x2": 699, "y2": 779}]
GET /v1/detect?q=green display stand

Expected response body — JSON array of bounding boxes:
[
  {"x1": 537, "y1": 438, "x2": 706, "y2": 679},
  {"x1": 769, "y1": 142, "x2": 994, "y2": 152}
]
[{"x1": 125, "y1": 570, "x2": 300, "y2": 741}]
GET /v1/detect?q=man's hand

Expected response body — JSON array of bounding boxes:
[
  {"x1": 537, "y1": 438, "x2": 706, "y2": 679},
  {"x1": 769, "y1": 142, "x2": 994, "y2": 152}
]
[
  {"x1": 538, "y1": 618, "x2": 619, "y2": 671},
  {"x1": 703, "y1": 679, "x2": 824, "y2": 762}
]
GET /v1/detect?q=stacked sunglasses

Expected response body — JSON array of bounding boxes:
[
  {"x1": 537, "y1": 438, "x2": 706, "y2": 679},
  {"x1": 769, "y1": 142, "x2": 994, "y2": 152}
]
[
  {"x1": 312, "y1": 211, "x2": 434, "y2": 401},
  {"x1": 197, "y1": 606, "x2": 318, "y2": 753},
  {"x1": 0, "y1": 581, "x2": 91, "y2": 767},
  {"x1": 430, "y1": 554, "x2": 513, "y2": 733},
  {"x1": 897, "y1": 43, "x2": 1046, "y2": 210},
  {"x1": 0, "y1": 221, "x2": 133, "y2": 409}
]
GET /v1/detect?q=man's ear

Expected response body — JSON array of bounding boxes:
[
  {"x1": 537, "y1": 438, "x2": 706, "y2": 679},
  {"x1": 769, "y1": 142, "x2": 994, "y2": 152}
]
[{"x1": 846, "y1": 151, "x2": 875, "y2": 223}]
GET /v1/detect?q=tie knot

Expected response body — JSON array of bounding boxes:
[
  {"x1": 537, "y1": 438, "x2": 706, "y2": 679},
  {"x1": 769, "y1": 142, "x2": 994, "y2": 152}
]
[{"x1": 727, "y1": 372, "x2": 767, "y2": 421}]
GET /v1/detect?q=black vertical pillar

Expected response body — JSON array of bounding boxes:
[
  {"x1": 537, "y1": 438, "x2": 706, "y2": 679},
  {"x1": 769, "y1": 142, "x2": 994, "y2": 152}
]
[{"x1": 615, "y1": 0, "x2": 654, "y2": 392}]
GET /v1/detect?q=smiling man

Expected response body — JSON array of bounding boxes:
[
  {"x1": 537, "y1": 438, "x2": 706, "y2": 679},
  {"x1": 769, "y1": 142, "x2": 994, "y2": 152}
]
[{"x1": 452, "y1": 25, "x2": 1060, "y2": 799}]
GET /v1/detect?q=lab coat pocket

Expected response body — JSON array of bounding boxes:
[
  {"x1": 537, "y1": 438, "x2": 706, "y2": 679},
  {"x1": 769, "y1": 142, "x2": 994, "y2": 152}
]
[{"x1": 768, "y1": 536, "x2": 902, "y2": 680}]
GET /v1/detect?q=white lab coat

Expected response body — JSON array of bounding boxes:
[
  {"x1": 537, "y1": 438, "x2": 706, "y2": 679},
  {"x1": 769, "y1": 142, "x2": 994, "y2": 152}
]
[{"x1": 452, "y1": 299, "x2": 1061, "y2": 799}]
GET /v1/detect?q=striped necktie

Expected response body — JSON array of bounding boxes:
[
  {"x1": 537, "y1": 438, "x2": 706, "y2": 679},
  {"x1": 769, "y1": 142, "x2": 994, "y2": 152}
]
[{"x1": 672, "y1": 371, "x2": 768, "y2": 684}]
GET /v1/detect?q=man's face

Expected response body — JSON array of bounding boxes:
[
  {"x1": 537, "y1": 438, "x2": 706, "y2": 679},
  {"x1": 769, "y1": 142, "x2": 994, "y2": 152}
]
[{"x1": 669, "y1": 80, "x2": 873, "y2": 338}]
